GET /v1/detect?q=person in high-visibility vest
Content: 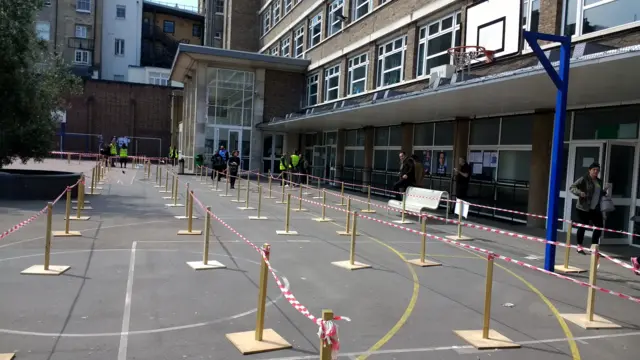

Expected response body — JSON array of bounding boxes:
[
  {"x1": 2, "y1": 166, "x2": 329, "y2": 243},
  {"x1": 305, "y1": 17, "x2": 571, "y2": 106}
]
[
  {"x1": 109, "y1": 139, "x2": 118, "y2": 167},
  {"x1": 290, "y1": 150, "x2": 300, "y2": 184},
  {"x1": 173, "y1": 147, "x2": 179, "y2": 165},
  {"x1": 119, "y1": 143, "x2": 128, "y2": 168},
  {"x1": 169, "y1": 146, "x2": 174, "y2": 166},
  {"x1": 279, "y1": 152, "x2": 289, "y2": 187}
]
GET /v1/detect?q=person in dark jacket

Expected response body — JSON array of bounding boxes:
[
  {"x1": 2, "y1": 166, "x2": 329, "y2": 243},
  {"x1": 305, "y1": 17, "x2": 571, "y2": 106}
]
[
  {"x1": 227, "y1": 150, "x2": 240, "y2": 189},
  {"x1": 392, "y1": 151, "x2": 415, "y2": 200},
  {"x1": 211, "y1": 152, "x2": 226, "y2": 181},
  {"x1": 569, "y1": 162, "x2": 610, "y2": 254},
  {"x1": 454, "y1": 157, "x2": 471, "y2": 200}
]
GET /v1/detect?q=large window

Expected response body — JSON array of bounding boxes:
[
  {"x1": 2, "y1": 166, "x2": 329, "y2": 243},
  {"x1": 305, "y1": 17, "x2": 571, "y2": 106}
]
[
  {"x1": 377, "y1": 36, "x2": 406, "y2": 88},
  {"x1": 36, "y1": 21, "x2": 50, "y2": 41},
  {"x1": 416, "y1": 12, "x2": 461, "y2": 77},
  {"x1": 324, "y1": 65, "x2": 340, "y2": 101},
  {"x1": 262, "y1": 7, "x2": 271, "y2": 35},
  {"x1": 75, "y1": 25, "x2": 88, "y2": 38},
  {"x1": 149, "y1": 72, "x2": 169, "y2": 86},
  {"x1": 284, "y1": 0, "x2": 292, "y2": 13},
  {"x1": 74, "y1": 50, "x2": 91, "y2": 65},
  {"x1": 347, "y1": 53, "x2": 368, "y2": 95},
  {"x1": 344, "y1": 129, "x2": 365, "y2": 184},
  {"x1": 352, "y1": 0, "x2": 371, "y2": 21},
  {"x1": 114, "y1": 38, "x2": 125, "y2": 56},
  {"x1": 572, "y1": 106, "x2": 640, "y2": 140},
  {"x1": 281, "y1": 37, "x2": 290, "y2": 57},
  {"x1": 308, "y1": 13, "x2": 322, "y2": 48},
  {"x1": 328, "y1": 0, "x2": 344, "y2": 37},
  {"x1": 76, "y1": 0, "x2": 91, "y2": 12},
  {"x1": 206, "y1": 68, "x2": 255, "y2": 127},
  {"x1": 373, "y1": 126, "x2": 403, "y2": 190},
  {"x1": 273, "y1": 0, "x2": 281, "y2": 24},
  {"x1": 294, "y1": 26, "x2": 304, "y2": 58},
  {"x1": 306, "y1": 74, "x2": 319, "y2": 106},
  {"x1": 413, "y1": 122, "x2": 454, "y2": 180},
  {"x1": 564, "y1": 0, "x2": 640, "y2": 37}
]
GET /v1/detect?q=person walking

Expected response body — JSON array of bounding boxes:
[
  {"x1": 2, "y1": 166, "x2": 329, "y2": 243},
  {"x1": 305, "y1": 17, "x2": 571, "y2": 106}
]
[
  {"x1": 392, "y1": 151, "x2": 415, "y2": 201},
  {"x1": 569, "y1": 162, "x2": 610, "y2": 254},
  {"x1": 227, "y1": 150, "x2": 240, "y2": 189},
  {"x1": 211, "y1": 152, "x2": 226, "y2": 182},
  {"x1": 119, "y1": 143, "x2": 128, "y2": 169},
  {"x1": 453, "y1": 157, "x2": 471, "y2": 201}
]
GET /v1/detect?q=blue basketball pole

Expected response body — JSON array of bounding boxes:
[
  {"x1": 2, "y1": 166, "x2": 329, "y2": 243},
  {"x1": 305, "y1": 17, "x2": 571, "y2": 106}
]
[{"x1": 523, "y1": 31, "x2": 571, "y2": 272}]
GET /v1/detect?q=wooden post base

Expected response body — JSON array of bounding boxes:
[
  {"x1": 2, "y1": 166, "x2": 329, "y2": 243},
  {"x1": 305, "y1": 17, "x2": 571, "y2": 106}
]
[
  {"x1": 554, "y1": 265, "x2": 586, "y2": 273},
  {"x1": 186, "y1": 260, "x2": 226, "y2": 270},
  {"x1": 331, "y1": 260, "x2": 371, "y2": 270},
  {"x1": 559, "y1": 313, "x2": 621, "y2": 329},
  {"x1": 406, "y1": 259, "x2": 441, "y2": 267},
  {"x1": 453, "y1": 329, "x2": 520, "y2": 349},
  {"x1": 177, "y1": 230, "x2": 203, "y2": 235},
  {"x1": 21, "y1": 265, "x2": 70, "y2": 276},
  {"x1": 226, "y1": 329, "x2": 292, "y2": 355}
]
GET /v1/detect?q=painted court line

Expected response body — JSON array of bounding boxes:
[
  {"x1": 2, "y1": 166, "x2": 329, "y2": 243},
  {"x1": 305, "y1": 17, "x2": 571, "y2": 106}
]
[{"x1": 117, "y1": 241, "x2": 136, "y2": 360}]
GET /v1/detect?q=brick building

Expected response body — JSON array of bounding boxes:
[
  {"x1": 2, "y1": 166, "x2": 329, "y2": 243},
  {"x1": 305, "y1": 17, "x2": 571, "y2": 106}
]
[
  {"x1": 170, "y1": 0, "x2": 640, "y2": 247},
  {"x1": 60, "y1": 79, "x2": 173, "y2": 158}
]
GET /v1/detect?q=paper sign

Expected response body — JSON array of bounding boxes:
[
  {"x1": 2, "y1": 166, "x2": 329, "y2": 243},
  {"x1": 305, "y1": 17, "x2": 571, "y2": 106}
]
[
  {"x1": 455, "y1": 200, "x2": 469, "y2": 219},
  {"x1": 472, "y1": 163, "x2": 483, "y2": 174},
  {"x1": 483, "y1": 152, "x2": 492, "y2": 167},
  {"x1": 582, "y1": 157, "x2": 594, "y2": 167}
]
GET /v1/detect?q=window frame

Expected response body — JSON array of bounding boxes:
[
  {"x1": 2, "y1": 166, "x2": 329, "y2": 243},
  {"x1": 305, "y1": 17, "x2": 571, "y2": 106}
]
[
  {"x1": 327, "y1": 0, "x2": 344, "y2": 37},
  {"x1": 192, "y1": 24, "x2": 202, "y2": 37},
  {"x1": 347, "y1": 53, "x2": 368, "y2": 96},
  {"x1": 149, "y1": 72, "x2": 170, "y2": 86},
  {"x1": 262, "y1": 6, "x2": 272, "y2": 35},
  {"x1": 281, "y1": 37, "x2": 291, "y2": 57},
  {"x1": 324, "y1": 65, "x2": 340, "y2": 102},
  {"x1": 308, "y1": 13, "x2": 323, "y2": 48},
  {"x1": 306, "y1": 73, "x2": 319, "y2": 107},
  {"x1": 214, "y1": 31, "x2": 222, "y2": 39},
  {"x1": 114, "y1": 38, "x2": 125, "y2": 56},
  {"x1": 74, "y1": 49, "x2": 91, "y2": 65},
  {"x1": 563, "y1": 0, "x2": 634, "y2": 37},
  {"x1": 294, "y1": 26, "x2": 304, "y2": 58},
  {"x1": 284, "y1": 0, "x2": 293, "y2": 13},
  {"x1": 36, "y1": 21, "x2": 51, "y2": 41},
  {"x1": 521, "y1": 0, "x2": 540, "y2": 49},
  {"x1": 376, "y1": 35, "x2": 407, "y2": 88},
  {"x1": 416, "y1": 11, "x2": 461, "y2": 78},
  {"x1": 116, "y1": 4, "x2": 126, "y2": 19},
  {"x1": 352, "y1": 0, "x2": 371, "y2": 22},
  {"x1": 163, "y1": 20, "x2": 175, "y2": 34},
  {"x1": 76, "y1": 0, "x2": 91, "y2": 13},
  {"x1": 215, "y1": 0, "x2": 224, "y2": 14},
  {"x1": 270, "y1": 45, "x2": 280, "y2": 56},
  {"x1": 75, "y1": 25, "x2": 88, "y2": 38},
  {"x1": 273, "y1": 0, "x2": 281, "y2": 24}
]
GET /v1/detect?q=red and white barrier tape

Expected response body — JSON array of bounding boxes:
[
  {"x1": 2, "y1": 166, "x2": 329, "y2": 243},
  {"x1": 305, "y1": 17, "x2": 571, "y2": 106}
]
[{"x1": 189, "y1": 193, "x2": 350, "y2": 353}]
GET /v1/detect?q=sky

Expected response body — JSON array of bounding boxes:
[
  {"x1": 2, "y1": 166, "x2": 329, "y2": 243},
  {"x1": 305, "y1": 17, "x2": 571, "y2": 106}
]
[{"x1": 173, "y1": 0, "x2": 198, "y2": 7}]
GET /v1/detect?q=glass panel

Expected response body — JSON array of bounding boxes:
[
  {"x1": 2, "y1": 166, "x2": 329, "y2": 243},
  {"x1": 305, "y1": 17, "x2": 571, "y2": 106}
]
[
  {"x1": 373, "y1": 150, "x2": 387, "y2": 170},
  {"x1": 500, "y1": 115, "x2": 534, "y2": 145},
  {"x1": 604, "y1": 205, "x2": 630, "y2": 240},
  {"x1": 414, "y1": 123, "x2": 434, "y2": 146},
  {"x1": 325, "y1": 132, "x2": 337, "y2": 145},
  {"x1": 275, "y1": 135, "x2": 284, "y2": 155},
  {"x1": 427, "y1": 32, "x2": 453, "y2": 56},
  {"x1": 560, "y1": 143, "x2": 569, "y2": 191},
  {"x1": 345, "y1": 150, "x2": 355, "y2": 167},
  {"x1": 229, "y1": 131, "x2": 240, "y2": 153},
  {"x1": 634, "y1": 207, "x2": 640, "y2": 245},
  {"x1": 497, "y1": 150, "x2": 531, "y2": 181},
  {"x1": 608, "y1": 144, "x2": 635, "y2": 198},
  {"x1": 374, "y1": 127, "x2": 389, "y2": 146},
  {"x1": 582, "y1": 0, "x2": 640, "y2": 36},
  {"x1": 564, "y1": 0, "x2": 577, "y2": 36},
  {"x1": 242, "y1": 130, "x2": 251, "y2": 158},
  {"x1": 426, "y1": 53, "x2": 450, "y2": 74},
  {"x1": 346, "y1": 130, "x2": 357, "y2": 146},
  {"x1": 218, "y1": 128, "x2": 228, "y2": 148},
  {"x1": 263, "y1": 134, "x2": 273, "y2": 157},
  {"x1": 572, "y1": 146, "x2": 601, "y2": 185},
  {"x1": 387, "y1": 150, "x2": 401, "y2": 172},
  {"x1": 413, "y1": 150, "x2": 433, "y2": 176},
  {"x1": 434, "y1": 121, "x2": 453, "y2": 146},
  {"x1": 573, "y1": 106, "x2": 640, "y2": 140},
  {"x1": 354, "y1": 149, "x2": 364, "y2": 167},
  {"x1": 389, "y1": 125, "x2": 402, "y2": 146},
  {"x1": 470, "y1": 118, "x2": 500, "y2": 145}
]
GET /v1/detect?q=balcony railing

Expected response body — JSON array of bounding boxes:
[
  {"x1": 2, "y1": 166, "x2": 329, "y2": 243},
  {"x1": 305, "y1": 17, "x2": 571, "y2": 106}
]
[{"x1": 67, "y1": 37, "x2": 95, "y2": 50}]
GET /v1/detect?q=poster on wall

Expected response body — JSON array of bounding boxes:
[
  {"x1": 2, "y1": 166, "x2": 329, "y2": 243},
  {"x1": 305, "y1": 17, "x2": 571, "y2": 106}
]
[
  {"x1": 117, "y1": 137, "x2": 130, "y2": 148},
  {"x1": 435, "y1": 151, "x2": 447, "y2": 174},
  {"x1": 421, "y1": 150, "x2": 432, "y2": 175},
  {"x1": 472, "y1": 163, "x2": 483, "y2": 174}
]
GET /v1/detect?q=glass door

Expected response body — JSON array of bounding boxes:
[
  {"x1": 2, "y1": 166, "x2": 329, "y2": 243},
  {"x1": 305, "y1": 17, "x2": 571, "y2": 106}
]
[
  {"x1": 312, "y1": 145, "x2": 326, "y2": 180},
  {"x1": 563, "y1": 143, "x2": 604, "y2": 232},
  {"x1": 328, "y1": 145, "x2": 337, "y2": 185},
  {"x1": 603, "y1": 141, "x2": 636, "y2": 245},
  {"x1": 262, "y1": 133, "x2": 284, "y2": 174}
]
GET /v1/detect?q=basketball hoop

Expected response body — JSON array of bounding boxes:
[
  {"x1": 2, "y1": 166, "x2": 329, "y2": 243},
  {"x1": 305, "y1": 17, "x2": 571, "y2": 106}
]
[{"x1": 447, "y1": 46, "x2": 496, "y2": 79}]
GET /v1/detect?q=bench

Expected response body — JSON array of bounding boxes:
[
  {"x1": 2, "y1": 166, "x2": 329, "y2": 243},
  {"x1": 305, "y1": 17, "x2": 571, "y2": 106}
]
[{"x1": 387, "y1": 187, "x2": 449, "y2": 219}]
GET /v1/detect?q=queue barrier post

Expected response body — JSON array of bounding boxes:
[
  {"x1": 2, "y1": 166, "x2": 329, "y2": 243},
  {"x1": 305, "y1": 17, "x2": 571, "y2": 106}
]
[
  {"x1": 294, "y1": 185, "x2": 307, "y2": 212},
  {"x1": 70, "y1": 175, "x2": 91, "y2": 221},
  {"x1": 187, "y1": 206, "x2": 226, "y2": 270},
  {"x1": 332, "y1": 212, "x2": 370, "y2": 270},
  {"x1": 555, "y1": 221, "x2": 586, "y2": 273},
  {"x1": 454, "y1": 254, "x2": 520, "y2": 349},
  {"x1": 175, "y1": 182, "x2": 196, "y2": 219},
  {"x1": 445, "y1": 199, "x2": 473, "y2": 241},
  {"x1": 265, "y1": 172, "x2": 275, "y2": 199},
  {"x1": 393, "y1": 194, "x2": 413, "y2": 224},
  {"x1": 67, "y1": 153, "x2": 71, "y2": 164},
  {"x1": 559, "y1": 244, "x2": 621, "y2": 329},
  {"x1": 219, "y1": 172, "x2": 232, "y2": 197},
  {"x1": 238, "y1": 179, "x2": 255, "y2": 210},
  {"x1": 21, "y1": 203, "x2": 71, "y2": 276},
  {"x1": 361, "y1": 185, "x2": 376, "y2": 213},
  {"x1": 319, "y1": 310, "x2": 335, "y2": 360},
  {"x1": 91, "y1": 166, "x2": 103, "y2": 192},
  {"x1": 302, "y1": 175, "x2": 312, "y2": 196},
  {"x1": 231, "y1": 175, "x2": 243, "y2": 203},
  {"x1": 53, "y1": 188, "x2": 81, "y2": 237},
  {"x1": 249, "y1": 185, "x2": 268, "y2": 220},
  {"x1": 163, "y1": 175, "x2": 176, "y2": 200},
  {"x1": 160, "y1": 168, "x2": 171, "y2": 193},
  {"x1": 407, "y1": 216, "x2": 441, "y2": 267},
  {"x1": 167, "y1": 176, "x2": 184, "y2": 207},
  {"x1": 337, "y1": 198, "x2": 358, "y2": 236},
  {"x1": 337, "y1": 182, "x2": 346, "y2": 206},
  {"x1": 226, "y1": 243, "x2": 292, "y2": 354},
  {"x1": 178, "y1": 191, "x2": 202, "y2": 235},
  {"x1": 313, "y1": 176, "x2": 322, "y2": 199},
  {"x1": 147, "y1": 161, "x2": 151, "y2": 179},
  {"x1": 313, "y1": 190, "x2": 332, "y2": 222},
  {"x1": 276, "y1": 194, "x2": 298, "y2": 235},
  {"x1": 154, "y1": 164, "x2": 162, "y2": 187},
  {"x1": 276, "y1": 176, "x2": 286, "y2": 204}
]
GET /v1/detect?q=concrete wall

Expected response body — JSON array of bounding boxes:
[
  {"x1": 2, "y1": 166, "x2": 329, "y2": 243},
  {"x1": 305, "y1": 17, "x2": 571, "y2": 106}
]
[
  {"x1": 128, "y1": 66, "x2": 184, "y2": 87},
  {"x1": 146, "y1": 11, "x2": 204, "y2": 45},
  {"x1": 263, "y1": 70, "x2": 305, "y2": 123},
  {"x1": 101, "y1": 0, "x2": 143, "y2": 80},
  {"x1": 226, "y1": 0, "x2": 261, "y2": 51}
]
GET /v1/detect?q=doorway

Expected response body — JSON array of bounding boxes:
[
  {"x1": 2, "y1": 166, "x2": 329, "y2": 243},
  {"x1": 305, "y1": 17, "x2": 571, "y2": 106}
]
[
  {"x1": 562, "y1": 141, "x2": 637, "y2": 245},
  {"x1": 262, "y1": 133, "x2": 284, "y2": 174},
  {"x1": 312, "y1": 145, "x2": 336, "y2": 183}
]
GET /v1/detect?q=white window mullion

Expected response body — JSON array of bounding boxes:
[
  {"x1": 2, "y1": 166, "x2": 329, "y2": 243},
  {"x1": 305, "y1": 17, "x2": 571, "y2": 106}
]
[
  {"x1": 377, "y1": 36, "x2": 406, "y2": 88},
  {"x1": 306, "y1": 74, "x2": 319, "y2": 106},
  {"x1": 294, "y1": 26, "x2": 304, "y2": 58},
  {"x1": 273, "y1": 0, "x2": 281, "y2": 24},
  {"x1": 347, "y1": 53, "x2": 368, "y2": 95},
  {"x1": 281, "y1": 37, "x2": 290, "y2": 57},
  {"x1": 324, "y1": 65, "x2": 340, "y2": 101}
]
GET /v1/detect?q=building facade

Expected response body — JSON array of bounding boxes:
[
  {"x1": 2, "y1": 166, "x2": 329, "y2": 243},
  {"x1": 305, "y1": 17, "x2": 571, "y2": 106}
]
[
  {"x1": 172, "y1": 0, "x2": 640, "y2": 247},
  {"x1": 101, "y1": 0, "x2": 143, "y2": 81}
]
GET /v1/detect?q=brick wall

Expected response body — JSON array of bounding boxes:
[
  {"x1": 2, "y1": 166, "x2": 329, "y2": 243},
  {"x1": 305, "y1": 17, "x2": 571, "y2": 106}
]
[
  {"x1": 228, "y1": 0, "x2": 261, "y2": 51},
  {"x1": 263, "y1": 70, "x2": 305, "y2": 122},
  {"x1": 63, "y1": 80, "x2": 173, "y2": 158}
]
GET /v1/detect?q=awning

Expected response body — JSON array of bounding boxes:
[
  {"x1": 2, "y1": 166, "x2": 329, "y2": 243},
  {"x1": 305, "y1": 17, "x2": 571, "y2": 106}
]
[{"x1": 262, "y1": 46, "x2": 640, "y2": 132}]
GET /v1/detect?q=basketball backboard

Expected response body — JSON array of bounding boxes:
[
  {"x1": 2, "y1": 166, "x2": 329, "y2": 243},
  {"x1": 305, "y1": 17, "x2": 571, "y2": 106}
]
[{"x1": 465, "y1": 0, "x2": 522, "y2": 60}]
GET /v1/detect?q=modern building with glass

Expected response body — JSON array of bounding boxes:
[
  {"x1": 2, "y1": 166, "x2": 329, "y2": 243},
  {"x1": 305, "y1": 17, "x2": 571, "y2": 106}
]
[{"x1": 170, "y1": 0, "x2": 640, "y2": 247}]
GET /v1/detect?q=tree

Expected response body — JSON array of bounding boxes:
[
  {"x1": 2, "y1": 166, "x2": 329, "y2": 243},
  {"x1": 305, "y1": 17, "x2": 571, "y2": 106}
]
[{"x1": 0, "y1": 1, "x2": 83, "y2": 168}]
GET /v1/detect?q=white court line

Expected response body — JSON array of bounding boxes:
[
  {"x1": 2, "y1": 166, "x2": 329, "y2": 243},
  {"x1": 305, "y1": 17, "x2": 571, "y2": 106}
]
[
  {"x1": 261, "y1": 331, "x2": 640, "y2": 359},
  {"x1": 117, "y1": 241, "x2": 136, "y2": 360},
  {"x1": 0, "y1": 220, "x2": 168, "y2": 249},
  {"x1": 129, "y1": 168, "x2": 138, "y2": 185}
]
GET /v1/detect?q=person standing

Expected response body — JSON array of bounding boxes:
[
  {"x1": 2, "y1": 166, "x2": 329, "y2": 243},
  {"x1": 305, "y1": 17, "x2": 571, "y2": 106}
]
[
  {"x1": 119, "y1": 143, "x2": 128, "y2": 168},
  {"x1": 453, "y1": 157, "x2": 471, "y2": 201},
  {"x1": 227, "y1": 150, "x2": 240, "y2": 189},
  {"x1": 290, "y1": 149, "x2": 301, "y2": 185},
  {"x1": 392, "y1": 151, "x2": 415, "y2": 201},
  {"x1": 109, "y1": 138, "x2": 118, "y2": 167},
  {"x1": 569, "y1": 162, "x2": 609, "y2": 254},
  {"x1": 279, "y1": 152, "x2": 290, "y2": 187},
  {"x1": 211, "y1": 152, "x2": 226, "y2": 181}
]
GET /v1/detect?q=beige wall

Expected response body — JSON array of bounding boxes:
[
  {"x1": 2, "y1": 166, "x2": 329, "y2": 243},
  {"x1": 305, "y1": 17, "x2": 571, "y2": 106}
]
[{"x1": 147, "y1": 12, "x2": 204, "y2": 45}]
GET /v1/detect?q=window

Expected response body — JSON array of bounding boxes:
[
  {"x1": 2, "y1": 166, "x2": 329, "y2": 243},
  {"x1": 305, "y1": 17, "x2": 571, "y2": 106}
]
[
  {"x1": 215, "y1": 32, "x2": 222, "y2": 39},
  {"x1": 377, "y1": 36, "x2": 406, "y2": 88},
  {"x1": 44, "y1": 0, "x2": 51, "y2": 6},
  {"x1": 273, "y1": 0, "x2": 281, "y2": 24},
  {"x1": 149, "y1": 72, "x2": 170, "y2": 86},
  {"x1": 416, "y1": 12, "x2": 461, "y2": 77},
  {"x1": 347, "y1": 53, "x2": 367, "y2": 95},
  {"x1": 36, "y1": 22, "x2": 50, "y2": 41},
  {"x1": 564, "y1": 0, "x2": 640, "y2": 37},
  {"x1": 114, "y1": 74, "x2": 125, "y2": 81},
  {"x1": 308, "y1": 13, "x2": 322, "y2": 48},
  {"x1": 294, "y1": 26, "x2": 304, "y2": 58},
  {"x1": 76, "y1": 0, "x2": 91, "y2": 12},
  {"x1": 163, "y1": 20, "x2": 175, "y2": 33},
  {"x1": 284, "y1": 0, "x2": 292, "y2": 13},
  {"x1": 193, "y1": 24, "x2": 202, "y2": 37},
  {"x1": 74, "y1": 50, "x2": 91, "y2": 65},
  {"x1": 352, "y1": 0, "x2": 371, "y2": 21},
  {"x1": 116, "y1": 5, "x2": 126, "y2": 19},
  {"x1": 373, "y1": 126, "x2": 403, "y2": 190},
  {"x1": 215, "y1": 0, "x2": 224, "y2": 14},
  {"x1": 115, "y1": 38, "x2": 125, "y2": 56},
  {"x1": 328, "y1": 0, "x2": 344, "y2": 37},
  {"x1": 412, "y1": 122, "x2": 454, "y2": 180},
  {"x1": 75, "y1": 25, "x2": 88, "y2": 38},
  {"x1": 324, "y1": 65, "x2": 340, "y2": 101},
  {"x1": 281, "y1": 37, "x2": 291, "y2": 57},
  {"x1": 270, "y1": 46, "x2": 279, "y2": 56},
  {"x1": 522, "y1": 0, "x2": 540, "y2": 49},
  {"x1": 262, "y1": 7, "x2": 271, "y2": 35},
  {"x1": 306, "y1": 74, "x2": 319, "y2": 106}
]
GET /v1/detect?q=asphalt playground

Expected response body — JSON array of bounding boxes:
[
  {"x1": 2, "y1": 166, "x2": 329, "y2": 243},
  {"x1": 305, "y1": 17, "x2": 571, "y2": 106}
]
[{"x1": 1, "y1": 159, "x2": 639, "y2": 360}]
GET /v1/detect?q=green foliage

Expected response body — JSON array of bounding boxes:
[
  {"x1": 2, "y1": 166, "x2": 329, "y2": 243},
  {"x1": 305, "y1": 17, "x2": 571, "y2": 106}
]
[{"x1": 0, "y1": 1, "x2": 83, "y2": 168}]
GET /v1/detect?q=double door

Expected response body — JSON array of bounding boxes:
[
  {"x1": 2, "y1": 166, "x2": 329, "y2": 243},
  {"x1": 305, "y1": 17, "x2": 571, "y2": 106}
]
[
  {"x1": 312, "y1": 145, "x2": 336, "y2": 183},
  {"x1": 560, "y1": 141, "x2": 638, "y2": 245}
]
